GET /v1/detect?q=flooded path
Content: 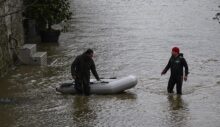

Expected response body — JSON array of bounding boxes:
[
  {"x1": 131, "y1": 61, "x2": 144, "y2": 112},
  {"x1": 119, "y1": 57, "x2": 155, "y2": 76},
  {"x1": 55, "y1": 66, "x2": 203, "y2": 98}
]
[{"x1": 1, "y1": 0, "x2": 220, "y2": 126}]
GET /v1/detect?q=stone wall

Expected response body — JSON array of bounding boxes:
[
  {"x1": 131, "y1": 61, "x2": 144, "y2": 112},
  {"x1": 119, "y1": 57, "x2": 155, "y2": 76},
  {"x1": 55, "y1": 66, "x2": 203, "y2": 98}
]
[{"x1": 0, "y1": 0, "x2": 24, "y2": 77}]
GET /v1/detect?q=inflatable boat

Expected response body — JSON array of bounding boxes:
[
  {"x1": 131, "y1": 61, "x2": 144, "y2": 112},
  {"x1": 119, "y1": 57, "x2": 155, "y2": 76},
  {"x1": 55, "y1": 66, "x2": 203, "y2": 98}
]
[{"x1": 56, "y1": 75, "x2": 137, "y2": 94}]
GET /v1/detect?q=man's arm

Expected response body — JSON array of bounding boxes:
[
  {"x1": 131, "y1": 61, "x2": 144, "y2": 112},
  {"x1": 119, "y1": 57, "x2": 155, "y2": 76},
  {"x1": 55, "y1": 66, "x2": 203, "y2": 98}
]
[
  {"x1": 161, "y1": 57, "x2": 171, "y2": 75},
  {"x1": 182, "y1": 58, "x2": 189, "y2": 77},
  {"x1": 90, "y1": 59, "x2": 100, "y2": 81},
  {"x1": 71, "y1": 56, "x2": 79, "y2": 79}
]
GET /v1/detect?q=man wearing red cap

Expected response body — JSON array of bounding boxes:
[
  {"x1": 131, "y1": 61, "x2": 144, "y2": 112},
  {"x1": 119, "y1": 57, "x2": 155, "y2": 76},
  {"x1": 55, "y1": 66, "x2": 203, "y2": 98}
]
[{"x1": 161, "y1": 47, "x2": 189, "y2": 95}]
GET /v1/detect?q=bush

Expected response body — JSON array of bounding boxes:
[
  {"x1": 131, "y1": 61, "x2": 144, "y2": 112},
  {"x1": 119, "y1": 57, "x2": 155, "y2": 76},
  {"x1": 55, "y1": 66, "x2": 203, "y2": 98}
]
[{"x1": 23, "y1": 0, "x2": 72, "y2": 30}]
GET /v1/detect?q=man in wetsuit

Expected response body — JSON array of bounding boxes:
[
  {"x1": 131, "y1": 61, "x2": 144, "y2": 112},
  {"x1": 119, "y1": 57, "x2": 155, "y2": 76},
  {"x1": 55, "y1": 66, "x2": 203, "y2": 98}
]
[
  {"x1": 71, "y1": 49, "x2": 100, "y2": 95},
  {"x1": 161, "y1": 47, "x2": 189, "y2": 95}
]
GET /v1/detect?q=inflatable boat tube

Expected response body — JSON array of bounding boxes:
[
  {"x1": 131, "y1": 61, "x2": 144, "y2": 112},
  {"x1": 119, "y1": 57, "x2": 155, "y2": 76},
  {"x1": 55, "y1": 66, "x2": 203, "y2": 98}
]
[{"x1": 56, "y1": 75, "x2": 137, "y2": 94}]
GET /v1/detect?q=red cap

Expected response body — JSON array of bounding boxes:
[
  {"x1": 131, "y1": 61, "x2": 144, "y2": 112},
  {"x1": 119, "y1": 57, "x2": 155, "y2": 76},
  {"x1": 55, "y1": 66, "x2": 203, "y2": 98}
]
[{"x1": 172, "y1": 47, "x2": 180, "y2": 54}]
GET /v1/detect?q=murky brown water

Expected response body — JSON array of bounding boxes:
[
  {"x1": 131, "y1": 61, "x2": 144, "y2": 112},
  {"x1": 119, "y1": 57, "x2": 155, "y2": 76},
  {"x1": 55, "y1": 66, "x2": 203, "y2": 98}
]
[{"x1": 1, "y1": 0, "x2": 220, "y2": 126}]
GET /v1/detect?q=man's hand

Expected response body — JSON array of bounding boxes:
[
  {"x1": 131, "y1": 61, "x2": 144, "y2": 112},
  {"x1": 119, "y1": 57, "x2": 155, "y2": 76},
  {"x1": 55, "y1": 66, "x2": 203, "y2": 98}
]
[
  {"x1": 96, "y1": 79, "x2": 102, "y2": 84},
  {"x1": 161, "y1": 71, "x2": 166, "y2": 76}
]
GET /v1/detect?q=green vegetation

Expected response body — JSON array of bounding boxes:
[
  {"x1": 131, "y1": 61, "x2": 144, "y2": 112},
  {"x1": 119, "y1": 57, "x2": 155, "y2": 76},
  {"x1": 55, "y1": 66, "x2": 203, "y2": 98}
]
[{"x1": 23, "y1": 0, "x2": 72, "y2": 31}]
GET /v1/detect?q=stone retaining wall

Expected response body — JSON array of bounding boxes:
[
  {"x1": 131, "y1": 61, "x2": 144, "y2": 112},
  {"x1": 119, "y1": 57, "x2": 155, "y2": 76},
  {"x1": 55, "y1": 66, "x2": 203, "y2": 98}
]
[{"x1": 0, "y1": 0, "x2": 24, "y2": 77}]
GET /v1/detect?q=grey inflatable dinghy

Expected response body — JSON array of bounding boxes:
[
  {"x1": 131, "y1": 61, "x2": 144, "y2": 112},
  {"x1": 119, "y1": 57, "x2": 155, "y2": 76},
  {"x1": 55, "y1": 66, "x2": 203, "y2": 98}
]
[{"x1": 56, "y1": 75, "x2": 137, "y2": 94}]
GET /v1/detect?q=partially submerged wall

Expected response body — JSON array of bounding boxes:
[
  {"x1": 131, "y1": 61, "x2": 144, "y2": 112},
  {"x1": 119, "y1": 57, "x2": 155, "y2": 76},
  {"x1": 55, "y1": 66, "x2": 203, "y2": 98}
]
[{"x1": 0, "y1": 0, "x2": 24, "y2": 77}]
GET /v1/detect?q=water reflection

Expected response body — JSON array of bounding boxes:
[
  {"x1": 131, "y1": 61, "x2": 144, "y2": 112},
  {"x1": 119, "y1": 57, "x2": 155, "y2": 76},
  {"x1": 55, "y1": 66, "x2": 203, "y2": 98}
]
[
  {"x1": 70, "y1": 92, "x2": 136, "y2": 126},
  {"x1": 0, "y1": 92, "x2": 16, "y2": 127},
  {"x1": 71, "y1": 96, "x2": 97, "y2": 127},
  {"x1": 166, "y1": 95, "x2": 189, "y2": 127},
  {"x1": 104, "y1": 92, "x2": 137, "y2": 100},
  {"x1": 0, "y1": 106, "x2": 15, "y2": 127},
  {"x1": 168, "y1": 95, "x2": 185, "y2": 110}
]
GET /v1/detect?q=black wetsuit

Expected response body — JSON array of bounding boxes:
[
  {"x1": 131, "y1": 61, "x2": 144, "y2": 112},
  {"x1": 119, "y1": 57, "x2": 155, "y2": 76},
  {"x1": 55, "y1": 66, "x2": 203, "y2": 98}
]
[
  {"x1": 71, "y1": 53, "x2": 100, "y2": 95},
  {"x1": 162, "y1": 53, "x2": 189, "y2": 94}
]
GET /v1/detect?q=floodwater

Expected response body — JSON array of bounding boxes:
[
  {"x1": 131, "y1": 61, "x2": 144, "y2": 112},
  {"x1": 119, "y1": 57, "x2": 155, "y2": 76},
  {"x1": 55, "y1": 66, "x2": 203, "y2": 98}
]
[{"x1": 1, "y1": 0, "x2": 220, "y2": 126}]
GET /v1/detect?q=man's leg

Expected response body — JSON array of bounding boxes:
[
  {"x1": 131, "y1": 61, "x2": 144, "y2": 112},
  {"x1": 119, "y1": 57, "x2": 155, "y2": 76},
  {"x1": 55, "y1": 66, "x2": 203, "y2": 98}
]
[
  {"x1": 84, "y1": 83, "x2": 90, "y2": 96},
  {"x1": 168, "y1": 77, "x2": 175, "y2": 94},
  {"x1": 74, "y1": 78, "x2": 82, "y2": 94},
  {"x1": 82, "y1": 79, "x2": 90, "y2": 96},
  {"x1": 176, "y1": 76, "x2": 183, "y2": 95}
]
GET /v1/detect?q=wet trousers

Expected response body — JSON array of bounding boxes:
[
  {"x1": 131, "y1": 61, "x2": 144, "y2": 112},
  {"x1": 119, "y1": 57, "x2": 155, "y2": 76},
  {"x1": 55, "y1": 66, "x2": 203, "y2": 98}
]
[
  {"x1": 167, "y1": 76, "x2": 183, "y2": 95},
  {"x1": 74, "y1": 78, "x2": 90, "y2": 96}
]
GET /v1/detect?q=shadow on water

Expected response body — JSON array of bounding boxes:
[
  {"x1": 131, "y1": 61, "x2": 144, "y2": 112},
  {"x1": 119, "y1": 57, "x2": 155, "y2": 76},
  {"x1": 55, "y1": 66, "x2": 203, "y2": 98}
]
[{"x1": 166, "y1": 95, "x2": 189, "y2": 127}]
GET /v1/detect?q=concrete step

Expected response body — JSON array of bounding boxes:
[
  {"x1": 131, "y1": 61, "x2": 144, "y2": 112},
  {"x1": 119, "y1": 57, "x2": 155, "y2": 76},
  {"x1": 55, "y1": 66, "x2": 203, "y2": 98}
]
[
  {"x1": 32, "y1": 52, "x2": 47, "y2": 66},
  {"x1": 20, "y1": 44, "x2": 36, "y2": 56},
  {"x1": 19, "y1": 44, "x2": 36, "y2": 64},
  {"x1": 19, "y1": 44, "x2": 47, "y2": 66}
]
